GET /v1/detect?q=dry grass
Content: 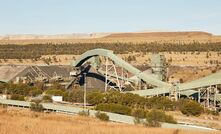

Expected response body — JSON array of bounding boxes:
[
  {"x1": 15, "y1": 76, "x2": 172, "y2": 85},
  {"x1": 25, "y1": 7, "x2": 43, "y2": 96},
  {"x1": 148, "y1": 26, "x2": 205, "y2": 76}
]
[
  {"x1": 1, "y1": 51, "x2": 221, "y2": 67},
  {"x1": 167, "y1": 111, "x2": 221, "y2": 130},
  {"x1": 0, "y1": 108, "x2": 220, "y2": 134}
]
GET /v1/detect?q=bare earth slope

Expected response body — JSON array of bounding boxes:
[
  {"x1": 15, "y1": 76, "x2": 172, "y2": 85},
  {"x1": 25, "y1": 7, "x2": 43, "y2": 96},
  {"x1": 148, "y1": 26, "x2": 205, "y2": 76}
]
[{"x1": 105, "y1": 31, "x2": 212, "y2": 38}]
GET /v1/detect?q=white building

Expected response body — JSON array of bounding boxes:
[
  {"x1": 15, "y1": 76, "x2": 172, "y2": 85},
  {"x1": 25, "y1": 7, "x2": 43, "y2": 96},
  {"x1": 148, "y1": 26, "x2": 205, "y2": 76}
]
[{"x1": 52, "y1": 96, "x2": 63, "y2": 102}]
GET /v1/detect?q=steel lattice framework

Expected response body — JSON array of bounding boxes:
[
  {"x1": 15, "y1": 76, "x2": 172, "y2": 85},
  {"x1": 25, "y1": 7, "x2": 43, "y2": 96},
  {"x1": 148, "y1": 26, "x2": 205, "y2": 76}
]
[{"x1": 71, "y1": 48, "x2": 221, "y2": 109}]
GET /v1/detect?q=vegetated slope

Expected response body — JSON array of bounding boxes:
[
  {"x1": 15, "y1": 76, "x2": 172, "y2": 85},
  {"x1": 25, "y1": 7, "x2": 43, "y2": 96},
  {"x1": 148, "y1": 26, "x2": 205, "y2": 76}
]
[
  {"x1": 1, "y1": 42, "x2": 221, "y2": 59},
  {"x1": 0, "y1": 31, "x2": 221, "y2": 45},
  {"x1": 0, "y1": 108, "x2": 219, "y2": 134}
]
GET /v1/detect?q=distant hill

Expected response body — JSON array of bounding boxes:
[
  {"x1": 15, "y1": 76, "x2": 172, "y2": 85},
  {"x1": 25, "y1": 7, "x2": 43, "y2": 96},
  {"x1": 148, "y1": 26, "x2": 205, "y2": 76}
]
[
  {"x1": 0, "y1": 33, "x2": 110, "y2": 40},
  {"x1": 104, "y1": 31, "x2": 213, "y2": 38},
  {"x1": 0, "y1": 31, "x2": 220, "y2": 45}
]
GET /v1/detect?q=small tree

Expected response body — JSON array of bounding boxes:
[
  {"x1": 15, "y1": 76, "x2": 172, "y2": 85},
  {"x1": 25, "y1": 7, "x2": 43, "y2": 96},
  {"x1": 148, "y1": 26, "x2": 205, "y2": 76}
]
[
  {"x1": 145, "y1": 109, "x2": 163, "y2": 127},
  {"x1": 10, "y1": 94, "x2": 25, "y2": 101},
  {"x1": 95, "y1": 103, "x2": 131, "y2": 115},
  {"x1": 131, "y1": 108, "x2": 147, "y2": 119},
  {"x1": 132, "y1": 108, "x2": 147, "y2": 125},
  {"x1": 95, "y1": 111, "x2": 109, "y2": 121},
  {"x1": 178, "y1": 99, "x2": 203, "y2": 116},
  {"x1": 42, "y1": 95, "x2": 52, "y2": 102},
  {"x1": 145, "y1": 109, "x2": 176, "y2": 127},
  {"x1": 30, "y1": 100, "x2": 44, "y2": 112},
  {"x1": 86, "y1": 91, "x2": 104, "y2": 105},
  {"x1": 78, "y1": 110, "x2": 90, "y2": 116}
]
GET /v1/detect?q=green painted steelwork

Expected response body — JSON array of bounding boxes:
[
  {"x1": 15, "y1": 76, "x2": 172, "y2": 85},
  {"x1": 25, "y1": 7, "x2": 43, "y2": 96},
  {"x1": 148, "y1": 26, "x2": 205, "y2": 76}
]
[
  {"x1": 129, "y1": 71, "x2": 221, "y2": 100},
  {"x1": 178, "y1": 71, "x2": 221, "y2": 91},
  {"x1": 73, "y1": 48, "x2": 221, "y2": 98},
  {"x1": 72, "y1": 49, "x2": 171, "y2": 88},
  {"x1": 72, "y1": 48, "x2": 198, "y2": 97}
]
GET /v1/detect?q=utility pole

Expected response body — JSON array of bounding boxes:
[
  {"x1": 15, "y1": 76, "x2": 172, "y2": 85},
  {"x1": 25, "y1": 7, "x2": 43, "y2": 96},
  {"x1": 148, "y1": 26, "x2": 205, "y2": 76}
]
[
  {"x1": 83, "y1": 72, "x2": 87, "y2": 109},
  {"x1": 198, "y1": 88, "x2": 201, "y2": 103},
  {"x1": 105, "y1": 57, "x2": 108, "y2": 92}
]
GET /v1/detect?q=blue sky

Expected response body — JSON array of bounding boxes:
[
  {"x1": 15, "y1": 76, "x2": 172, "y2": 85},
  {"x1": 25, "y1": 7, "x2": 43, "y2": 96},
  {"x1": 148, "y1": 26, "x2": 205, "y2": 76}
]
[{"x1": 0, "y1": 0, "x2": 221, "y2": 35}]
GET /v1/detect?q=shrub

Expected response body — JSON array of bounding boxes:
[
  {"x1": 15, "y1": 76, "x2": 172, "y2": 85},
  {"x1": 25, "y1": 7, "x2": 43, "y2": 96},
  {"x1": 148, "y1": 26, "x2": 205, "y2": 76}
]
[
  {"x1": 147, "y1": 96, "x2": 175, "y2": 110},
  {"x1": 178, "y1": 99, "x2": 203, "y2": 116},
  {"x1": 10, "y1": 94, "x2": 25, "y2": 101},
  {"x1": 132, "y1": 109, "x2": 147, "y2": 125},
  {"x1": 30, "y1": 100, "x2": 44, "y2": 112},
  {"x1": 29, "y1": 88, "x2": 42, "y2": 97},
  {"x1": 205, "y1": 109, "x2": 219, "y2": 116},
  {"x1": 131, "y1": 108, "x2": 147, "y2": 119},
  {"x1": 42, "y1": 95, "x2": 52, "y2": 102},
  {"x1": 0, "y1": 83, "x2": 7, "y2": 93},
  {"x1": 45, "y1": 89, "x2": 65, "y2": 96},
  {"x1": 134, "y1": 117, "x2": 142, "y2": 124},
  {"x1": 1, "y1": 83, "x2": 42, "y2": 97},
  {"x1": 210, "y1": 110, "x2": 219, "y2": 116},
  {"x1": 164, "y1": 114, "x2": 177, "y2": 124},
  {"x1": 78, "y1": 110, "x2": 90, "y2": 116},
  {"x1": 0, "y1": 103, "x2": 8, "y2": 109},
  {"x1": 96, "y1": 103, "x2": 131, "y2": 115},
  {"x1": 120, "y1": 92, "x2": 145, "y2": 107},
  {"x1": 86, "y1": 91, "x2": 176, "y2": 111},
  {"x1": 64, "y1": 88, "x2": 84, "y2": 103},
  {"x1": 95, "y1": 111, "x2": 109, "y2": 121},
  {"x1": 87, "y1": 91, "x2": 105, "y2": 105},
  {"x1": 145, "y1": 109, "x2": 176, "y2": 127}
]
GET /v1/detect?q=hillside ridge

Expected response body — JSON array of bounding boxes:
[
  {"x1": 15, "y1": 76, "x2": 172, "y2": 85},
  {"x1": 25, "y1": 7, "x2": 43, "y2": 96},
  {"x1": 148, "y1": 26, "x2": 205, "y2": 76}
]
[{"x1": 0, "y1": 31, "x2": 214, "y2": 40}]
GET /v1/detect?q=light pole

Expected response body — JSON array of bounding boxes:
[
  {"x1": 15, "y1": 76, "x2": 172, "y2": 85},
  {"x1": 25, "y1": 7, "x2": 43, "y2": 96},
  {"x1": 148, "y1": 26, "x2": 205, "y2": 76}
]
[{"x1": 83, "y1": 72, "x2": 87, "y2": 109}]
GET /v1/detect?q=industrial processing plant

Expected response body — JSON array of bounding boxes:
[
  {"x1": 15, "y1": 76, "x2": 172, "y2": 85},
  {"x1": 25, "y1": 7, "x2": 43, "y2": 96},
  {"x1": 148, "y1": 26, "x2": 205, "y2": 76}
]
[
  {"x1": 1, "y1": 1, "x2": 221, "y2": 133},
  {"x1": 1, "y1": 49, "x2": 221, "y2": 110}
]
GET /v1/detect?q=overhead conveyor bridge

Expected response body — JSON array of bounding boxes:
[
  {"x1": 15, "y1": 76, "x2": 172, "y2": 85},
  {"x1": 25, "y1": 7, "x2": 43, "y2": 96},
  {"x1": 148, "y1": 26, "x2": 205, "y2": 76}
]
[
  {"x1": 73, "y1": 49, "x2": 171, "y2": 88},
  {"x1": 130, "y1": 70, "x2": 221, "y2": 98},
  {"x1": 71, "y1": 48, "x2": 221, "y2": 108}
]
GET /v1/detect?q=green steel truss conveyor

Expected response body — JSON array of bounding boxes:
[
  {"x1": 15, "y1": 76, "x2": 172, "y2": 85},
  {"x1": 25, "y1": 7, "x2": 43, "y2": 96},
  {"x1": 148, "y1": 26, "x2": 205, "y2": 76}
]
[
  {"x1": 72, "y1": 48, "x2": 221, "y2": 102},
  {"x1": 73, "y1": 49, "x2": 170, "y2": 88}
]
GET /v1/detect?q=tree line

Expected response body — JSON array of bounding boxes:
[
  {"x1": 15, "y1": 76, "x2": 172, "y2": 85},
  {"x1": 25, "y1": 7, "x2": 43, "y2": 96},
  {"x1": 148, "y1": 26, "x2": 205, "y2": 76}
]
[
  {"x1": 0, "y1": 82, "x2": 206, "y2": 117},
  {"x1": 1, "y1": 42, "x2": 221, "y2": 59}
]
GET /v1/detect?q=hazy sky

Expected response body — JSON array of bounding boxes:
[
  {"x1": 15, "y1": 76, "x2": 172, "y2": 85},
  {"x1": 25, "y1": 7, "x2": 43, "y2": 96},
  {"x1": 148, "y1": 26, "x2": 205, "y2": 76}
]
[{"x1": 0, "y1": 0, "x2": 221, "y2": 35}]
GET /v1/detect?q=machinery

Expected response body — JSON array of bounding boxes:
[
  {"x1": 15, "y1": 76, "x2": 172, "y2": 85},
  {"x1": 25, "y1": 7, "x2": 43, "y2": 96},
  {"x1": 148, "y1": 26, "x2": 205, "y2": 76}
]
[
  {"x1": 69, "y1": 48, "x2": 221, "y2": 110},
  {"x1": 0, "y1": 48, "x2": 220, "y2": 110}
]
